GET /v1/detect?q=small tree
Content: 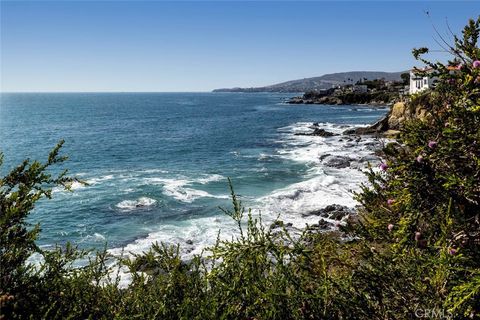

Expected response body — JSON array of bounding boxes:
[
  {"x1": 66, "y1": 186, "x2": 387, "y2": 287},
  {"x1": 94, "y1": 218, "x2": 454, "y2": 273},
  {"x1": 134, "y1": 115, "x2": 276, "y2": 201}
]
[
  {"x1": 0, "y1": 140, "x2": 77, "y2": 316},
  {"x1": 400, "y1": 72, "x2": 410, "y2": 85}
]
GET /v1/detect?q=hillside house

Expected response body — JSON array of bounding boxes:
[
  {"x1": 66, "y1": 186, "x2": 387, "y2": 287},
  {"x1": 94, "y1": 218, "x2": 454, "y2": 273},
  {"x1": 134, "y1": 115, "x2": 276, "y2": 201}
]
[
  {"x1": 409, "y1": 67, "x2": 436, "y2": 94},
  {"x1": 409, "y1": 66, "x2": 458, "y2": 94}
]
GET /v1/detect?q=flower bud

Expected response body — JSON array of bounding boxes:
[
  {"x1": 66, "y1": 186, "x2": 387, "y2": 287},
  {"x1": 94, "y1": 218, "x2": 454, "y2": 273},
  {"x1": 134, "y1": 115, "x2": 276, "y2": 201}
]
[{"x1": 415, "y1": 232, "x2": 422, "y2": 241}]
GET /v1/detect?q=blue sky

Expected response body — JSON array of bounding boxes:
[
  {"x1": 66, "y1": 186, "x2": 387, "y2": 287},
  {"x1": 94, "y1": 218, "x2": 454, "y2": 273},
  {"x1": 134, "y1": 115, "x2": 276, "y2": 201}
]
[{"x1": 1, "y1": 1, "x2": 478, "y2": 92}]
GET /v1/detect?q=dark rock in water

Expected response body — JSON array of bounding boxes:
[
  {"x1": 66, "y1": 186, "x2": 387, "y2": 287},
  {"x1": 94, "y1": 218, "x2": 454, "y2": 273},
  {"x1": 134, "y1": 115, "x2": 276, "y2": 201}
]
[
  {"x1": 307, "y1": 219, "x2": 332, "y2": 230},
  {"x1": 288, "y1": 97, "x2": 305, "y2": 104},
  {"x1": 323, "y1": 204, "x2": 345, "y2": 212},
  {"x1": 318, "y1": 219, "x2": 330, "y2": 230},
  {"x1": 282, "y1": 190, "x2": 302, "y2": 200},
  {"x1": 327, "y1": 205, "x2": 354, "y2": 220},
  {"x1": 322, "y1": 156, "x2": 351, "y2": 168},
  {"x1": 186, "y1": 239, "x2": 194, "y2": 245},
  {"x1": 329, "y1": 210, "x2": 348, "y2": 220},
  {"x1": 303, "y1": 204, "x2": 354, "y2": 220},
  {"x1": 295, "y1": 128, "x2": 337, "y2": 137},
  {"x1": 324, "y1": 205, "x2": 351, "y2": 219},
  {"x1": 343, "y1": 115, "x2": 389, "y2": 135},
  {"x1": 302, "y1": 209, "x2": 328, "y2": 218},
  {"x1": 312, "y1": 128, "x2": 337, "y2": 137},
  {"x1": 319, "y1": 153, "x2": 331, "y2": 161},
  {"x1": 359, "y1": 155, "x2": 378, "y2": 163}
]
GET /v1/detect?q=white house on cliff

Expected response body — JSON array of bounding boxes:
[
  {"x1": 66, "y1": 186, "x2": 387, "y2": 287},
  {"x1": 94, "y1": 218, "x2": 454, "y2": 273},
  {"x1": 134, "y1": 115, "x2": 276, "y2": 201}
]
[
  {"x1": 409, "y1": 67, "x2": 436, "y2": 94},
  {"x1": 409, "y1": 66, "x2": 457, "y2": 94}
]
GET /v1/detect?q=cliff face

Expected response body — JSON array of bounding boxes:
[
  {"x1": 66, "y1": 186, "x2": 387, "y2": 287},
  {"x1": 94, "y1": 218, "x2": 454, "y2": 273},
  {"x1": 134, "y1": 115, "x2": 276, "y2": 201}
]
[
  {"x1": 345, "y1": 101, "x2": 431, "y2": 136},
  {"x1": 387, "y1": 102, "x2": 431, "y2": 129}
]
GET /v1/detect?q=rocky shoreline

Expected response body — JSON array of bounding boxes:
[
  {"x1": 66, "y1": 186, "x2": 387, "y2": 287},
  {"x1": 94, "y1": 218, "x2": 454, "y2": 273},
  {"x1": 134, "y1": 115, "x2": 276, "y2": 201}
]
[
  {"x1": 294, "y1": 101, "x2": 421, "y2": 137},
  {"x1": 286, "y1": 84, "x2": 402, "y2": 106},
  {"x1": 280, "y1": 99, "x2": 428, "y2": 234},
  {"x1": 272, "y1": 119, "x2": 387, "y2": 234},
  {"x1": 287, "y1": 95, "x2": 392, "y2": 107}
]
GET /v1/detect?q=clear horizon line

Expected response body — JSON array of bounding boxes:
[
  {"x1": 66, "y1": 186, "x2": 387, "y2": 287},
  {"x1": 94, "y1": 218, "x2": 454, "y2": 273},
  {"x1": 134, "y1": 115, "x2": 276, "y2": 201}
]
[{"x1": 0, "y1": 90, "x2": 306, "y2": 94}]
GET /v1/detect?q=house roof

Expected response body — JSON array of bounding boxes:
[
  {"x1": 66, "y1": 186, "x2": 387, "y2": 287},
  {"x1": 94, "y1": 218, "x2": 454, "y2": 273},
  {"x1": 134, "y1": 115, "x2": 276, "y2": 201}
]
[{"x1": 411, "y1": 66, "x2": 459, "y2": 72}]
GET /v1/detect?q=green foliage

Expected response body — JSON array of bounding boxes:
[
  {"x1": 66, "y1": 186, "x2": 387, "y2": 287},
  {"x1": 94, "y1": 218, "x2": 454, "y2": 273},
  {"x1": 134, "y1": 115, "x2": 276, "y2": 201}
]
[
  {"x1": 401, "y1": 72, "x2": 410, "y2": 85},
  {"x1": 355, "y1": 16, "x2": 480, "y2": 317}
]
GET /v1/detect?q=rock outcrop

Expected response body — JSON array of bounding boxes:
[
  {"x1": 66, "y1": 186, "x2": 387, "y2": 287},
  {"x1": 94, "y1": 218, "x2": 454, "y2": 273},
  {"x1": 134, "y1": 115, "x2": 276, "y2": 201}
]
[
  {"x1": 387, "y1": 101, "x2": 430, "y2": 128},
  {"x1": 344, "y1": 101, "x2": 431, "y2": 136},
  {"x1": 295, "y1": 128, "x2": 337, "y2": 137}
]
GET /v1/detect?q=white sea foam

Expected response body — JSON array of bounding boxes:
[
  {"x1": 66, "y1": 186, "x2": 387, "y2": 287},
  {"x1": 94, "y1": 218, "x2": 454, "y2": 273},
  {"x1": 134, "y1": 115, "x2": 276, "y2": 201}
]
[
  {"x1": 250, "y1": 122, "x2": 383, "y2": 226},
  {"x1": 108, "y1": 121, "x2": 385, "y2": 286},
  {"x1": 87, "y1": 174, "x2": 115, "y2": 185},
  {"x1": 145, "y1": 175, "x2": 228, "y2": 203},
  {"x1": 52, "y1": 180, "x2": 85, "y2": 194},
  {"x1": 116, "y1": 197, "x2": 157, "y2": 210},
  {"x1": 81, "y1": 232, "x2": 107, "y2": 242},
  {"x1": 108, "y1": 214, "x2": 239, "y2": 271},
  {"x1": 196, "y1": 174, "x2": 225, "y2": 184}
]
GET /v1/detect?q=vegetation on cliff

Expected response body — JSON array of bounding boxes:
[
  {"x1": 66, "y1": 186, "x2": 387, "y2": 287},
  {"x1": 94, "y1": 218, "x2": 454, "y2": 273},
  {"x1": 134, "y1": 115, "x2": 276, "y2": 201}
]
[
  {"x1": 288, "y1": 78, "x2": 405, "y2": 106},
  {"x1": 1, "y1": 17, "x2": 479, "y2": 319}
]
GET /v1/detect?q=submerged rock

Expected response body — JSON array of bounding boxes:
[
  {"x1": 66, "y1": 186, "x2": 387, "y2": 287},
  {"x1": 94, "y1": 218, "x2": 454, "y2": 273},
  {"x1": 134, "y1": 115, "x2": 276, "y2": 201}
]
[
  {"x1": 322, "y1": 156, "x2": 352, "y2": 168},
  {"x1": 303, "y1": 204, "x2": 354, "y2": 221},
  {"x1": 317, "y1": 219, "x2": 331, "y2": 230},
  {"x1": 295, "y1": 128, "x2": 337, "y2": 137}
]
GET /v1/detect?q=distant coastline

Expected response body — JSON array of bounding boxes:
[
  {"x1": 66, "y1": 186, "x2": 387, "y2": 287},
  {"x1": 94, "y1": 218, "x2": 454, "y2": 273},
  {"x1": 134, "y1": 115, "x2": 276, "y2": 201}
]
[{"x1": 212, "y1": 70, "x2": 405, "y2": 93}]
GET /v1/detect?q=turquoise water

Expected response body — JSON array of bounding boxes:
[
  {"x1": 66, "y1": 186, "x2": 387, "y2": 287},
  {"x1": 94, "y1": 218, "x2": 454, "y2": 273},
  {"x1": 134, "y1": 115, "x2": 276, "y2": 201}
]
[{"x1": 0, "y1": 92, "x2": 387, "y2": 256}]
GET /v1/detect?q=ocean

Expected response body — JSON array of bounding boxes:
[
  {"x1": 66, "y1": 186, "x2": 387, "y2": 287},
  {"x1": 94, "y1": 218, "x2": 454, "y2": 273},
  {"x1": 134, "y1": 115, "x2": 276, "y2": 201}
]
[{"x1": 0, "y1": 92, "x2": 387, "y2": 261}]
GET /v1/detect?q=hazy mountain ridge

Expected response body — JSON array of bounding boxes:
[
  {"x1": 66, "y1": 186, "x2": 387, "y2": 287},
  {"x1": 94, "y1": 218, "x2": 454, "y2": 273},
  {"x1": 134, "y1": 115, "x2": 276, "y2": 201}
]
[{"x1": 212, "y1": 71, "x2": 405, "y2": 93}]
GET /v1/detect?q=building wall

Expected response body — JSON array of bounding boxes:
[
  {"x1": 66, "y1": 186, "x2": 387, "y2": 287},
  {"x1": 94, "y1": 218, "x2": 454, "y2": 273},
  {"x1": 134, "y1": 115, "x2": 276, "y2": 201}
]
[{"x1": 409, "y1": 70, "x2": 430, "y2": 94}]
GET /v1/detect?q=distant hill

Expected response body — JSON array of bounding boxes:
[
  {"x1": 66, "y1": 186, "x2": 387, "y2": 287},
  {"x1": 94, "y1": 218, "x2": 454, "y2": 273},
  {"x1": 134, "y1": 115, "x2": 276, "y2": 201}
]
[{"x1": 212, "y1": 71, "x2": 406, "y2": 93}]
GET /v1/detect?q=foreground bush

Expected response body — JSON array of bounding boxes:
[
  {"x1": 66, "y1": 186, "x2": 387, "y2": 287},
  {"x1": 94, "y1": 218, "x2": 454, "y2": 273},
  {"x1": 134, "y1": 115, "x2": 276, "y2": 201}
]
[
  {"x1": 354, "y1": 17, "x2": 480, "y2": 317},
  {"x1": 1, "y1": 17, "x2": 479, "y2": 320}
]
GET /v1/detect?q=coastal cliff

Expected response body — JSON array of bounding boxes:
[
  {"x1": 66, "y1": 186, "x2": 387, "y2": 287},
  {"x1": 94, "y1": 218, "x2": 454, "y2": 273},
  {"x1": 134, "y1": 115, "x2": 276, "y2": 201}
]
[{"x1": 343, "y1": 99, "x2": 432, "y2": 136}]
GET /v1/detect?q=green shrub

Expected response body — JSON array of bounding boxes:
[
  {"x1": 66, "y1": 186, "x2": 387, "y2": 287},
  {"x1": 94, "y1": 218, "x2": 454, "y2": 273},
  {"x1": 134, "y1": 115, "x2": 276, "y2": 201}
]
[{"x1": 354, "y1": 16, "x2": 480, "y2": 317}]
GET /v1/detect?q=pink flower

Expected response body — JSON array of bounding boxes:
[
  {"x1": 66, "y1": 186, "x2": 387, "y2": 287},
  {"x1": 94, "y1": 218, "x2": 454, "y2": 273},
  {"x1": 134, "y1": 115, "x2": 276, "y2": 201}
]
[
  {"x1": 387, "y1": 224, "x2": 394, "y2": 232},
  {"x1": 428, "y1": 140, "x2": 437, "y2": 149},
  {"x1": 449, "y1": 248, "x2": 457, "y2": 255},
  {"x1": 473, "y1": 60, "x2": 480, "y2": 69},
  {"x1": 387, "y1": 199, "x2": 395, "y2": 206},
  {"x1": 416, "y1": 155, "x2": 424, "y2": 163},
  {"x1": 456, "y1": 64, "x2": 463, "y2": 70},
  {"x1": 379, "y1": 163, "x2": 388, "y2": 171},
  {"x1": 415, "y1": 232, "x2": 422, "y2": 241}
]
